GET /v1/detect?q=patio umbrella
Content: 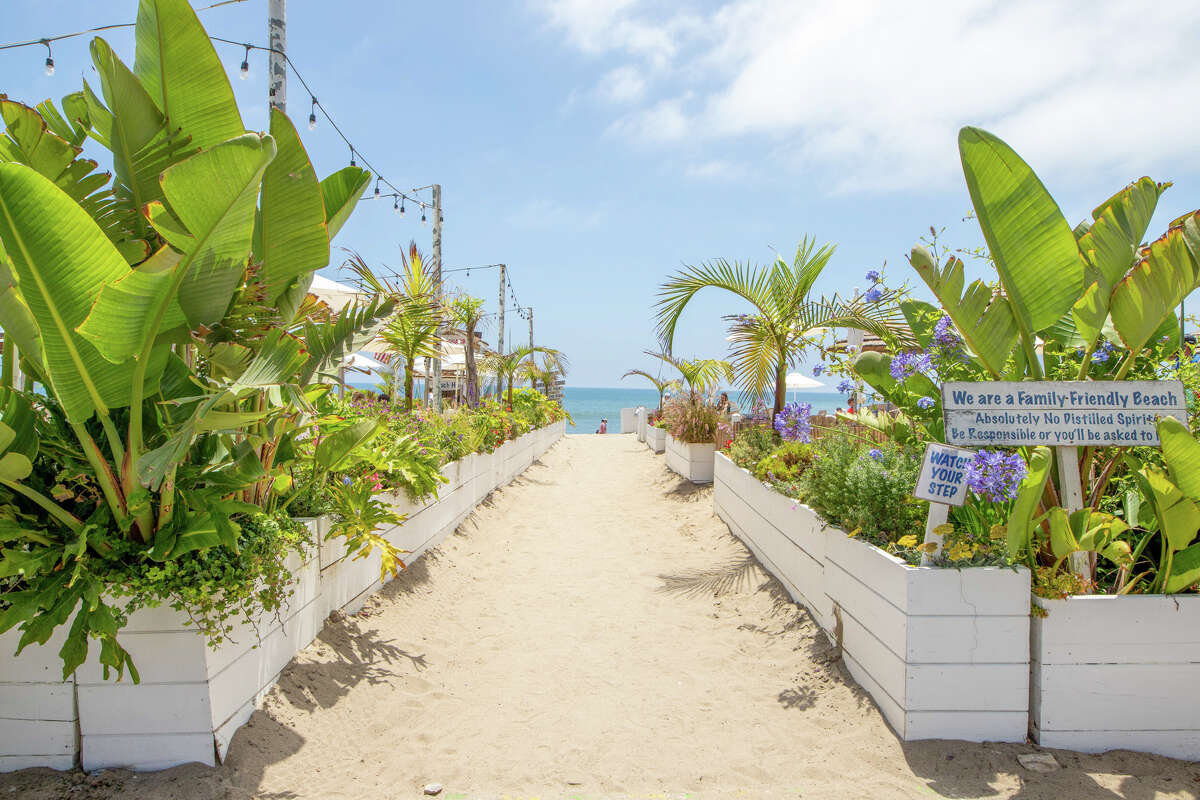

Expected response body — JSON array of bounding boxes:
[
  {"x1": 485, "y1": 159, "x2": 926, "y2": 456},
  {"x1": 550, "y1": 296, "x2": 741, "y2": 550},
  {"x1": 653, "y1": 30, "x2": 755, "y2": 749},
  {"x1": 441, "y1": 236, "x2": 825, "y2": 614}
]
[{"x1": 785, "y1": 372, "x2": 824, "y2": 402}]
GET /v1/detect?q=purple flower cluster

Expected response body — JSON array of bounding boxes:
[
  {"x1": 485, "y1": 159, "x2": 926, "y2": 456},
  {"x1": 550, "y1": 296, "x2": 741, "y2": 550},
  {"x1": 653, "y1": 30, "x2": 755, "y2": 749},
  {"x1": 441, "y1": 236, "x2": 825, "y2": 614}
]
[
  {"x1": 812, "y1": 363, "x2": 826, "y2": 377},
  {"x1": 964, "y1": 449, "x2": 1026, "y2": 502},
  {"x1": 773, "y1": 401, "x2": 812, "y2": 443},
  {"x1": 889, "y1": 350, "x2": 934, "y2": 381},
  {"x1": 1092, "y1": 340, "x2": 1118, "y2": 364},
  {"x1": 863, "y1": 286, "x2": 885, "y2": 303},
  {"x1": 836, "y1": 378, "x2": 855, "y2": 394},
  {"x1": 932, "y1": 315, "x2": 962, "y2": 349},
  {"x1": 865, "y1": 270, "x2": 881, "y2": 283},
  {"x1": 917, "y1": 395, "x2": 935, "y2": 409},
  {"x1": 868, "y1": 447, "x2": 883, "y2": 461}
]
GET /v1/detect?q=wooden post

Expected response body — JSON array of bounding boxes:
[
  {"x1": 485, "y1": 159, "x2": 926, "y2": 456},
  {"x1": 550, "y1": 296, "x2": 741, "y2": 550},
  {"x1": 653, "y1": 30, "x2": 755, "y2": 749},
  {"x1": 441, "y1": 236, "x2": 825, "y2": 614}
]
[
  {"x1": 497, "y1": 263, "x2": 506, "y2": 397},
  {"x1": 430, "y1": 184, "x2": 444, "y2": 411},
  {"x1": 267, "y1": 0, "x2": 286, "y2": 112},
  {"x1": 920, "y1": 502, "x2": 950, "y2": 567},
  {"x1": 1057, "y1": 445, "x2": 1091, "y2": 584}
]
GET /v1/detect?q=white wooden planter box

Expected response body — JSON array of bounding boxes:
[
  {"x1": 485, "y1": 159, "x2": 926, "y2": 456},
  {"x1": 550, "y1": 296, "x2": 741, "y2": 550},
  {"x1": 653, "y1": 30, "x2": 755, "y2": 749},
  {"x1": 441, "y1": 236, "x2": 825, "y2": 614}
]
[
  {"x1": 636, "y1": 407, "x2": 647, "y2": 442},
  {"x1": 712, "y1": 453, "x2": 832, "y2": 630},
  {"x1": 1031, "y1": 595, "x2": 1200, "y2": 760},
  {"x1": 824, "y1": 529, "x2": 1030, "y2": 742},
  {"x1": 0, "y1": 422, "x2": 565, "y2": 773},
  {"x1": 664, "y1": 432, "x2": 715, "y2": 483},
  {"x1": 645, "y1": 425, "x2": 666, "y2": 454},
  {"x1": 620, "y1": 407, "x2": 637, "y2": 434}
]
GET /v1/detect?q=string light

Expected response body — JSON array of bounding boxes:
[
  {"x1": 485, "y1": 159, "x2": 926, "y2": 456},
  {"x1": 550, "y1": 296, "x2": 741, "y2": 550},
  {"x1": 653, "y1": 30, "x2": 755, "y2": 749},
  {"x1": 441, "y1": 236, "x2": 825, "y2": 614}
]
[
  {"x1": 349, "y1": 146, "x2": 356, "y2": 167},
  {"x1": 308, "y1": 96, "x2": 317, "y2": 130},
  {"x1": 41, "y1": 40, "x2": 53, "y2": 75},
  {"x1": 239, "y1": 44, "x2": 249, "y2": 79},
  {"x1": 399, "y1": 197, "x2": 405, "y2": 217},
  {"x1": 374, "y1": 178, "x2": 381, "y2": 198},
  {"x1": 393, "y1": 196, "x2": 399, "y2": 214}
]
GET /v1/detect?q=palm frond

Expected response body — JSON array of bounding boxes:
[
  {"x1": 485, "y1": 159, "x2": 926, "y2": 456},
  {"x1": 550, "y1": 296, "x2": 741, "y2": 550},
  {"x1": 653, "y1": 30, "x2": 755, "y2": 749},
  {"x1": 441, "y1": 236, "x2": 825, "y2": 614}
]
[{"x1": 655, "y1": 258, "x2": 774, "y2": 351}]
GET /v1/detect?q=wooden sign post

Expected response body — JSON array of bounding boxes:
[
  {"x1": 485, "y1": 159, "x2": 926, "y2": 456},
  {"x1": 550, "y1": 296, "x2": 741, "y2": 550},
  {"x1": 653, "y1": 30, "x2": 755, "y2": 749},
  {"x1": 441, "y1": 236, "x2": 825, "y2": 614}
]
[{"x1": 913, "y1": 442, "x2": 974, "y2": 565}]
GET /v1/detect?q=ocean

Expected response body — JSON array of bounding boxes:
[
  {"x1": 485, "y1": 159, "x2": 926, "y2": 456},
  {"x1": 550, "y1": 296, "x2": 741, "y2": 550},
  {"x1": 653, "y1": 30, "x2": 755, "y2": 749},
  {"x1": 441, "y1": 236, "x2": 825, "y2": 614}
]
[{"x1": 561, "y1": 387, "x2": 844, "y2": 434}]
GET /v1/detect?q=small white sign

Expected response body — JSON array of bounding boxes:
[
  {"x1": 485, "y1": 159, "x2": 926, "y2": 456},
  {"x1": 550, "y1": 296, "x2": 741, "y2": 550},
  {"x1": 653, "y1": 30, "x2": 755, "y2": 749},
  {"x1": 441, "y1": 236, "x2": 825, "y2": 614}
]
[
  {"x1": 942, "y1": 380, "x2": 1187, "y2": 446},
  {"x1": 914, "y1": 442, "x2": 975, "y2": 506}
]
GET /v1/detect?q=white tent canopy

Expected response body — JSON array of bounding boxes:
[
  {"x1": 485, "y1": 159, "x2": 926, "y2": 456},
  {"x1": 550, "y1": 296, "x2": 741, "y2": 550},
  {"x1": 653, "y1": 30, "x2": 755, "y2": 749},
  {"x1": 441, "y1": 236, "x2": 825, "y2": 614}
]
[
  {"x1": 785, "y1": 372, "x2": 824, "y2": 390},
  {"x1": 309, "y1": 274, "x2": 362, "y2": 310}
]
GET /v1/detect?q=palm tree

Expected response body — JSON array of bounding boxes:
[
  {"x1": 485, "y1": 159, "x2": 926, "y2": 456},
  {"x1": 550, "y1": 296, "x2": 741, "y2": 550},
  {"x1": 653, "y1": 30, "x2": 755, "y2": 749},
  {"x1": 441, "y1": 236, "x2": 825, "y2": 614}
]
[
  {"x1": 446, "y1": 293, "x2": 487, "y2": 407},
  {"x1": 655, "y1": 236, "x2": 909, "y2": 417},
  {"x1": 620, "y1": 369, "x2": 680, "y2": 412},
  {"x1": 482, "y1": 345, "x2": 567, "y2": 406},
  {"x1": 521, "y1": 350, "x2": 568, "y2": 395},
  {"x1": 645, "y1": 350, "x2": 733, "y2": 397},
  {"x1": 347, "y1": 244, "x2": 441, "y2": 411}
]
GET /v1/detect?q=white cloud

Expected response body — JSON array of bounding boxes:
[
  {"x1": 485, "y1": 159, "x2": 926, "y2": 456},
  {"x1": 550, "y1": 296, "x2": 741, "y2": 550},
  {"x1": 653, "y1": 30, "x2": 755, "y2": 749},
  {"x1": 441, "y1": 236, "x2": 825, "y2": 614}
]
[
  {"x1": 684, "y1": 159, "x2": 743, "y2": 180},
  {"x1": 537, "y1": 0, "x2": 1200, "y2": 192},
  {"x1": 597, "y1": 65, "x2": 646, "y2": 103}
]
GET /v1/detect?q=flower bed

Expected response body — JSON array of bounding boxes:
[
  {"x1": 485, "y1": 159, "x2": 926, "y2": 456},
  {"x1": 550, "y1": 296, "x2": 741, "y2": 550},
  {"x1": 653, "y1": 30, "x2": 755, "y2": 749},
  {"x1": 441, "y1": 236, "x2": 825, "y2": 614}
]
[
  {"x1": 713, "y1": 450, "x2": 1031, "y2": 742},
  {"x1": 0, "y1": 421, "x2": 565, "y2": 772},
  {"x1": 1031, "y1": 595, "x2": 1200, "y2": 760},
  {"x1": 646, "y1": 424, "x2": 667, "y2": 454},
  {"x1": 665, "y1": 432, "x2": 715, "y2": 483}
]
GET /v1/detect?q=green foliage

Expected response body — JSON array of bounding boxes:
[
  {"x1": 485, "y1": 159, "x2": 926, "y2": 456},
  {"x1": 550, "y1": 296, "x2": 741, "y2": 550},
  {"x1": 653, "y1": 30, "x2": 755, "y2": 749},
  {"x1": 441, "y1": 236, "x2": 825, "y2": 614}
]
[
  {"x1": 726, "y1": 425, "x2": 778, "y2": 471},
  {"x1": 326, "y1": 479, "x2": 407, "y2": 580},
  {"x1": 753, "y1": 440, "x2": 814, "y2": 486},
  {"x1": 798, "y1": 437, "x2": 926, "y2": 552}
]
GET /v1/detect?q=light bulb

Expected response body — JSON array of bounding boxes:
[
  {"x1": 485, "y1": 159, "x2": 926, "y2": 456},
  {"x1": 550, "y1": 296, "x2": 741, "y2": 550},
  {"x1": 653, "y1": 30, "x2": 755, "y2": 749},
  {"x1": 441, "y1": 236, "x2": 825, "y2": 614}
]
[
  {"x1": 239, "y1": 60, "x2": 249, "y2": 78},
  {"x1": 393, "y1": 198, "x2": 399, "y2": 214},
  {"x1": 44, "y1": 57, "x2": 54, "y2": 76},
  {"x1": 308, "y1": 112, "x2": 317, "y2": 130},
  {"x1": 421, "y1": 211, "x2": 427, "y2": 225},
  {"x1": 399, "y1": 200, "x2": 405, "y2": 217},
  {"x1": 374, "y1": 181, "x2": 380, "y2": 198}
]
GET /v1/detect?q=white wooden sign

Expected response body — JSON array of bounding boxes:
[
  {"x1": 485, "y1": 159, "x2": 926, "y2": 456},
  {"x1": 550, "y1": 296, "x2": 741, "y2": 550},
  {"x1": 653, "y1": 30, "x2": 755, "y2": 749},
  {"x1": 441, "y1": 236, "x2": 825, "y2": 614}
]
[
  {"x1": 914, "y1": 443, "x2": 974, "y2": 506},
  {"x1": 942, "y1": 380, "x2": 1187, "y2": 446}
]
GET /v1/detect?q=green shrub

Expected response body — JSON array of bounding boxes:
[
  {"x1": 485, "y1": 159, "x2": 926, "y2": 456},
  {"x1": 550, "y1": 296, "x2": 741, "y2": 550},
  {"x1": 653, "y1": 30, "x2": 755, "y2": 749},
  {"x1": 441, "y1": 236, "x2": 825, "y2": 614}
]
[
  {"x1": 727, "y1": 425, "x2": 778, "y2": 470},
  {"x1": 661, "y1": 395, "x2": 720, "y2": 443},
  {"x1": 799, "y1": 436, "x2": 926, "y2": 550},
  {"x1": 754, "y1": 441, "x2": 815, "y2": 484}
]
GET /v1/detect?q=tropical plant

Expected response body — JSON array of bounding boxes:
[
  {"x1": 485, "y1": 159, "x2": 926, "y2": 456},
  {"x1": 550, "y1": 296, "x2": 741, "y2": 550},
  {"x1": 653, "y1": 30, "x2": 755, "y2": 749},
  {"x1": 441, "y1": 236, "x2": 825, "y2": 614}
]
[
  {"x1": 0, "y1": 0, "x2": 387, "y2": 678},
  {"x1": 481, "y1": 345, "x2": 567, "y2": 407},
  {"x1": 445, "y1": 293, "x2": 487, "y2": 407},
  {"x1": 655, "y1": 237, "x2": 910, "y2": 417},
  {"x1": 659, "y1": 394, "x2": 722, "y2": 444},
  {"x1": 620, "y1": 368, "x2": 679, "y2": 412},
  {"x1": 348, "y1": 245, "x2": 442, "y2": 411},
  {"x1": 854, "y1": 126, "x2": 1200, "y2": 586},
  {"x1": 644, "y1": 351, "x2": 733, "y2": 397}
]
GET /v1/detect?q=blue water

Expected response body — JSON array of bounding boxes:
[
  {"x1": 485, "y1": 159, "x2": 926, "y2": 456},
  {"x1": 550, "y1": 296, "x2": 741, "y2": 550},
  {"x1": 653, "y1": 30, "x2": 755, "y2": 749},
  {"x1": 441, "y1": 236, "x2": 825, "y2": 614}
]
[{"x1": 561, "y1": 387, "x2": 844, "y2": 434}]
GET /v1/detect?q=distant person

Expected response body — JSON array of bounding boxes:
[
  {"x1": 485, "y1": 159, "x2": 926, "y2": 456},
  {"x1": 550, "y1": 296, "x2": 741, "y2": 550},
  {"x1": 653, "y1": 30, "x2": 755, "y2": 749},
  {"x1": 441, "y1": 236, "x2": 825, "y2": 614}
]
[
  {"x1": 717, "y1": 392, "x2": 730, "y2": 414},
  {"x1": 597, "y1": 418, "x2": 608, "y2": 434}
]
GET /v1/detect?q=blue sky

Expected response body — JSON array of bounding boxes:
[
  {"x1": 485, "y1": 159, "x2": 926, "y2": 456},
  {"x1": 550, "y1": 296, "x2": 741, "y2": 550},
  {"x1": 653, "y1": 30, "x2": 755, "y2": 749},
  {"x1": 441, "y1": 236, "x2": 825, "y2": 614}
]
[{"x1": 3, "y1": 0, "x2": 1200, "y2": 388}]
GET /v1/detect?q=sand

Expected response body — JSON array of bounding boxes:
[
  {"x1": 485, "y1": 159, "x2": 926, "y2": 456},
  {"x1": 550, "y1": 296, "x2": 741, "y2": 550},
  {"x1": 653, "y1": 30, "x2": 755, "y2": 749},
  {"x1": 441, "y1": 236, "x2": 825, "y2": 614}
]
[{"x1": 4, "y1": 433, "x2": 1199, "y2": 799}]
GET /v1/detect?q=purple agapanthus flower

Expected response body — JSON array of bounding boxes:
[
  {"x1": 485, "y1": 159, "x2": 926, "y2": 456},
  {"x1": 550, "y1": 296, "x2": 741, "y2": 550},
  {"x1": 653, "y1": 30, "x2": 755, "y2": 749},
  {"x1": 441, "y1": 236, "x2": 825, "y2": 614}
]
[
  {"x1": 965, "y1": 450, "x2": 1026, "y2": 502},
  {"x1": 917, "y1": 396, "x2": 935, "y2": 409},
  {"x1": 773, "y1": 402, "x2": 812, "y2": 443},
  {"x1": 1092, "y1": 340, "x2": 1118, "y2": 364},
  {"x1": 889, "y1": 350, "x2": 935, "y2": 381},
  {"x1": 836, "y1": 378, "x2": 855, "y2": 394},
  {"x1": 863, "y1": 286, "x2": 885, "y2": 303},
  {"x1": 812, "y1": 363, "x2": 825, "y2": 377},
  {"x1": 933, "y1": 315, "x2": 962, "y2": 348},
  {"x1": 865, "y1": 270, "x2": 881, "y2": 283},
  {"x1": 868, "y1": 448, "x2": 883, "y2": 461}
]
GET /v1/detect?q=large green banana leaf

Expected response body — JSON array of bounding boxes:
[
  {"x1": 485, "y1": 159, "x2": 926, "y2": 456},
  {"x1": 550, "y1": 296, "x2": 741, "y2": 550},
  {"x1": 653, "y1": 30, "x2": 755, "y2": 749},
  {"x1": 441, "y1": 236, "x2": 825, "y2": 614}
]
[
  {"x1": 133, "y1": 0, "x2": 244, "y2": 151},
  {"x1": 255, "y1": 109, "x2": 330, "y2": 304},
  {"x1": 320, "y1": 166, "x2": 372, "y2": 240},
  {"x1": 1007, "y1": 446, "x2": 1052, "y2": 559},
  {"x1": 0, "y1": 254, "x2": 42, "y2": 365},
  {"x1": 1110, "y1": 220, "x2": 1199, "y2": 356},
  {"x1": 1158, "y1": 416, "x2": 1200, "y2": 501},
  {"x1": 0, "y1": 163, "x2": 146, "y2": 422},
  {"x1": 152, "y1": 133, "x2": 276, "y2": 328},
  {"x1": 77, "y1": 246, "x2": 185, "y2": 364},
  {"x1": 958, "y1": 127, "x2": 1082, "y2": 337},
  {"x1": 908, "y1": 246, "x2": 1016, "y2": 376}
]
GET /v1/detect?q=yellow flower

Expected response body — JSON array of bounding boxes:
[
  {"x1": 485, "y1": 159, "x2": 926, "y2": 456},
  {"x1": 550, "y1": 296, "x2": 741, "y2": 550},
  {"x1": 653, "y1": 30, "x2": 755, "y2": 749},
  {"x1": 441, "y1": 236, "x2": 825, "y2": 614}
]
[
  {"x1": 947, "y1": 542, "x2": 974, "y2": 561},
  {"x1": 918, "y1": 542, "x2": 939, "y2": 555},
  {"x1": 932, "y1": 523, "x2": 955, "y2": 538},
  {"x1": 896, "y1": 534, "x2": 919, "y2": 548},
  {"x1": 990, "y1": 524, "x2": 1007, "y2": 541}
]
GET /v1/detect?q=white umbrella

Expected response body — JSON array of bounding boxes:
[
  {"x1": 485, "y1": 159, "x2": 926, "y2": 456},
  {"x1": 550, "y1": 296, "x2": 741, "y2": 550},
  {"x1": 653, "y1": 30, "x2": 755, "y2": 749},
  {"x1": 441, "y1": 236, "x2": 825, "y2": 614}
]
[
  {"x1": 344, "y1": 352, "x2": 392, "y2": 375},
  {"x1": 785, "y1": 372, "x2": 825, "y2": 403},
  {"x1": 309, "y1": 274, "x2": 362, "y2": 310}
]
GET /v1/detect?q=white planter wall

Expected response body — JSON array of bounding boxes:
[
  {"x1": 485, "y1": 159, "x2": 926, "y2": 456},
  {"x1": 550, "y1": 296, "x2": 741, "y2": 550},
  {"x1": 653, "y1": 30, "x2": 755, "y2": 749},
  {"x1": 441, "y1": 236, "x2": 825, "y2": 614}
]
[
  {"x1": 0, "y1": 420, "x2": 565, "y2": 773},
  {"x1": 1031, "y1": 595, "x2": 1200, "y2": 760},
  {"x1": 713, "y1": 453, "x2": 832, "y2": 630},
  {"x1": 620, "y1": 407, "x2": 637, "y2": 434},
  {"x1": 664, "y1": 432, "x2": 715, "y2": 483},
  {"x1": 636, "y1": 407, "x2": 647, "y2": 442},
  {"x1": 712, "y1": 452, "x2": 1031, "y2": 743},
  {"x1": 645, "y1": 425, "x2": 666, "y2": 454}
]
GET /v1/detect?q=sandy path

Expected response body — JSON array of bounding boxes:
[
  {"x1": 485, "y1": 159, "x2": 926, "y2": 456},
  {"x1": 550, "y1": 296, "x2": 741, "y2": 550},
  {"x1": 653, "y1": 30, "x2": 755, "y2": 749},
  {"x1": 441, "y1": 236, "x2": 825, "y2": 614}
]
[{"x1": 5, "y1": 434, "x2": 1198, "y2": 799}]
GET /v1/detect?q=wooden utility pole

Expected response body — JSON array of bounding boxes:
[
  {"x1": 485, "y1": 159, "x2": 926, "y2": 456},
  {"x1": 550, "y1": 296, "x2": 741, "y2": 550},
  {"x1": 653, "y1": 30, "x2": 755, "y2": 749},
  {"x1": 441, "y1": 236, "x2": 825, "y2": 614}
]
[
  {"x1": 528, "y1": 307, "x2": 533, "y2": 348},
  {"x1": 430, "y1": 184, "x2": 444, "y2": 411},
  {"x1": 268, "y1": 0, "x2": 286, "y2": 112},
  {"x1": 497, "y1": 263, "x2": 506, "y2": 397}
]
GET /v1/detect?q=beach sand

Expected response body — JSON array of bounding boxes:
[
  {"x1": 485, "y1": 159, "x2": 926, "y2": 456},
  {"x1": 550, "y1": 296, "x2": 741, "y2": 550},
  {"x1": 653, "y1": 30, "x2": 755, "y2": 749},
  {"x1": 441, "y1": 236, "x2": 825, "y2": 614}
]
[{"x1": 4, "y1": 434, "x2": 1197, "y2": 799}]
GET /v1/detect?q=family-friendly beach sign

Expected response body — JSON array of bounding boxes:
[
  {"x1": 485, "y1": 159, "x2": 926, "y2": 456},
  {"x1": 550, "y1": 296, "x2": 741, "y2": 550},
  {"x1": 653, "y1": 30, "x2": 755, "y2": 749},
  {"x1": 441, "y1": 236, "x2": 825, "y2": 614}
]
[
  {"x1": 914, "y1": 443, "x2": 974, "y2": 506},
  {"x1": 941, "y1": 380, "x2": 1187, "y2": 446}
]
